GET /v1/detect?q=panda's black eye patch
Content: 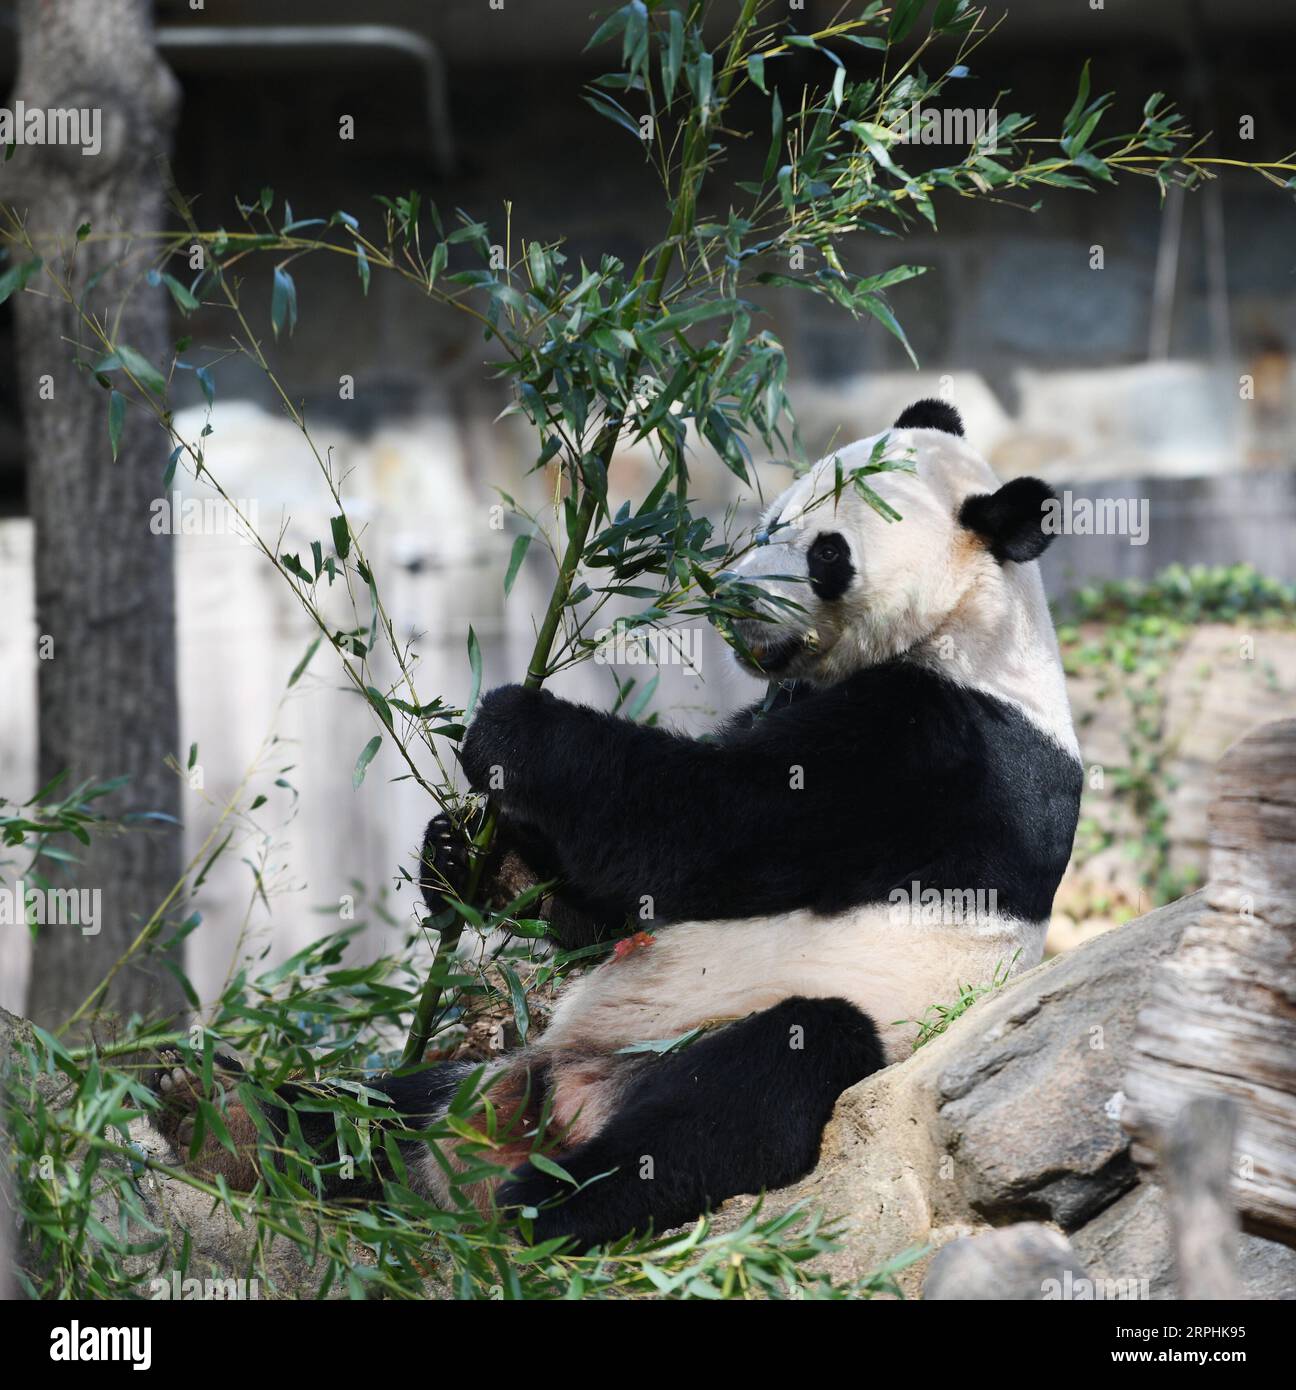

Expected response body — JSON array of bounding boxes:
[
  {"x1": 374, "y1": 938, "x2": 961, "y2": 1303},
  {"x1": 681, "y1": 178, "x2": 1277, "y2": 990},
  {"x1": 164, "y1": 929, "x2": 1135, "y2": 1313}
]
[{"x1": 807, "y1": 531, "x2": 853, "y2": 601}]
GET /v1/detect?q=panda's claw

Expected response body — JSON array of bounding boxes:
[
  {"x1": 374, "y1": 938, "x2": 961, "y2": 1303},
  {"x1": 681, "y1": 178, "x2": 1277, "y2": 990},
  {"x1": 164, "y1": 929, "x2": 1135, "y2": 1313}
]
[{"x1": 419, "y1": 810, "x2": 479, "y2": 909}]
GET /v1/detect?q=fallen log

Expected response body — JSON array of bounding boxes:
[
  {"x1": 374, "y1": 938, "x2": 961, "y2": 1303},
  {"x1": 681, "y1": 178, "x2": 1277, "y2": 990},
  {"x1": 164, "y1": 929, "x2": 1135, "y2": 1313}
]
[{"x1": 1123, "y1": 717, "x2": 1296, "y2": 1247}]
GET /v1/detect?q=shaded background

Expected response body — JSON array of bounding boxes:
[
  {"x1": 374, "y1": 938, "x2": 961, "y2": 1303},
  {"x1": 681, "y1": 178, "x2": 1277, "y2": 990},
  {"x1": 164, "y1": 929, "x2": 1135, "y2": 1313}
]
[{"x1": 1, "y1": 0, "x2": 1294, "y2": 1012}]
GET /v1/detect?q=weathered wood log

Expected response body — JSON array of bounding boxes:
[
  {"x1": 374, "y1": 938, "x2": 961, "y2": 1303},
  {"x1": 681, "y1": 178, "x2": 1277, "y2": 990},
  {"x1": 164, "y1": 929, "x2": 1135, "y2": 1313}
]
[
  {"x1": 1123, "y1": 717, "x2": 1296, "y2": 1247},
  {"x1": 1161, "y1": 1097, "x2": 1242, "y2": 1299}
]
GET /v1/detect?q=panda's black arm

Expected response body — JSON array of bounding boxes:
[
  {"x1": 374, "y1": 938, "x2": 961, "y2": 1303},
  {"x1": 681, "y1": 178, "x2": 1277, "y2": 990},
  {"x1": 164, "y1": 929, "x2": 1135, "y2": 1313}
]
[{"x1": 459, "y1": 683, "x2": 867, "y2": 923}]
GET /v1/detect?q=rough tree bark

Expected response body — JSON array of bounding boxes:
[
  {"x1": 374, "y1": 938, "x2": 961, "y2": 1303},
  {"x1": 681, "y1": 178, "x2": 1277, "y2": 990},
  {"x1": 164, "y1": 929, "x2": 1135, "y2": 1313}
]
[
  {"x1": 1124, "y1": 717, "x2": 1296, "y2": 1247},
  {"x1": 7, "y1": 0, "x2": 185, "y2": 1028}
]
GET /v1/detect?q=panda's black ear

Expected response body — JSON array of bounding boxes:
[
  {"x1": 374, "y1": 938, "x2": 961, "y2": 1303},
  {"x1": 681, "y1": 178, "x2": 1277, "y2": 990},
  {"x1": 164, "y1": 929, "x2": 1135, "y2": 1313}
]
[
  {"x1": 959, "y1": 477, "x2": 1056, "y2": 564},
  {"x1": 894, "y1": 398, "x2": 963, "y2": 435}
]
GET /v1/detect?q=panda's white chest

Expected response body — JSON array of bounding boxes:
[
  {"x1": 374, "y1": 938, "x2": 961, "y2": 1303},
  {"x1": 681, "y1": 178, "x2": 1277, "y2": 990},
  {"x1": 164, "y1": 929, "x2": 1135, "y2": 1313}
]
[{"x1": 541, "y1": 907, "x2": 1048, "y2": 1064}]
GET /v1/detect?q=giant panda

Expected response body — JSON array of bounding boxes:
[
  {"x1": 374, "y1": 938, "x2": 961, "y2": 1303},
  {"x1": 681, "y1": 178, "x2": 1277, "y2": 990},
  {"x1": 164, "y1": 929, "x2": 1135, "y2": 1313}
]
[{"x1": 152, "y1": 399, "x2": 1082, "y2": 1250}]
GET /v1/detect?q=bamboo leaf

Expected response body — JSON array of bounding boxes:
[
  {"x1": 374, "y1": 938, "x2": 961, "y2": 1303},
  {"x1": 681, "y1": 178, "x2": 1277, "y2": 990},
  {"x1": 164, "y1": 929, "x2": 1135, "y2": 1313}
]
[
  {"x1": 115, "y1": 343, "x2": 168, "y2": 397},
  {"x1": 0, "y1": 256, "x2": 41, "y2": 305},
  {"x1": 504, "y1": 533, "x2": 532, "y2": 596},
  {"x1": 107, "y1": 390, "x2": 125, "y2": 460},
  {"x1": 287, "y1": 633, "x2": 322, "y2": 687},
  {"x1": 527, "y1": 1152, "x2": 577, "y2": 1186},
  {"x1": 889, "y1": 0, "x2": 929, "y2": 42},
  {"x1": 271, "y1": 265, "x2": 298, "y2": 337},
  {"x1": 353, "y1": 735, "x2": 381, "y2": 789},
  {"x1": 466, "y1": 626, "x2": 483, "y2": 718},
  {"x1": 330, "y1": 514, "x2": 351, "y2": 560},
  {"x1": 160, "y1": 272, "x2": 200, "y2": 313}
]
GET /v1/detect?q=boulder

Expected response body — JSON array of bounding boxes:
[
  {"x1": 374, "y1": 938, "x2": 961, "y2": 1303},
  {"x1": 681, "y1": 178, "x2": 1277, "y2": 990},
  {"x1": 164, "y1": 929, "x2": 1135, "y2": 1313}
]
[
  {"x1": 923, "y1": 1224, "x2": 1087, "y2": 1300},
  {"x1": 715, "y1": 888, "x2": 1296, "y2": 1298},
  {"x1": 1071, "y1": 1181, "x2": 1296, "y2": 1301}
]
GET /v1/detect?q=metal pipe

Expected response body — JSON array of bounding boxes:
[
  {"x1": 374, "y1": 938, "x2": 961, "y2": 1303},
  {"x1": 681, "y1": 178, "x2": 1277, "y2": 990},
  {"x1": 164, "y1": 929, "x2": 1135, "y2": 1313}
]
[
  {"x1": 156, "y1": 24, "x2": 454, "y2": 175},
  {"x1": 1148, "y1": 180, "x2": 1185, "y2": 361}
]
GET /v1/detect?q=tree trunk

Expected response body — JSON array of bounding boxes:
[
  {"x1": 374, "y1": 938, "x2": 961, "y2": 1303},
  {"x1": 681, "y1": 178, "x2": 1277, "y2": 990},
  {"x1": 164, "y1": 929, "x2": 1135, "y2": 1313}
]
[{"x1": 7, "y1": 0, "x2": 185, "y2": 1029}]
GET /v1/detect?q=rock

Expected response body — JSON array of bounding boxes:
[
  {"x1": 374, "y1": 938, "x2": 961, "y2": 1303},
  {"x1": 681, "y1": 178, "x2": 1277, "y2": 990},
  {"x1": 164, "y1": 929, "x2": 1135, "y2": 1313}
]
[
  {"x1": 711, "y1": 893, "x2": 1201, "y2": 1295},
  {"x1": 934, "y1": 896, "x2": 1192, "y2": 1230},
  {"x1": 923, "y1": 1224, "x2": 1087, "y2": 1300},
  {"x1": 1058, "y1": 626, "x2": 1296, "y2": 936},
  {"x1": 1072, "y1": 1181, "x2": 1296, "y2": 1301}
]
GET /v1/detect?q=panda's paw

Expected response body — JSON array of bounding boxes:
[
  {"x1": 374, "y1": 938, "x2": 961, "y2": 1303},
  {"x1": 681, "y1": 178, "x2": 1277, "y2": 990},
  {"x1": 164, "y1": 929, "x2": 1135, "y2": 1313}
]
[
  {"x1": 146, "y1": 1049, "x2": 262, "y2": 1190},
  {"x1": 419, "y1": 811, "x2": 476, "y2": 909},
  {"x1": 498, "y1": 1155, "x2": 568, "y2": 1211},
  {"x1": 497, "y1": 1147, "x2": 627, "y2": 1251},
  {"x1": 147, "y1": 1050, "x2": 231, "y2": 1151},
  {"x1": 460, "y1": 684, "x2": 553, "y2": 795}
]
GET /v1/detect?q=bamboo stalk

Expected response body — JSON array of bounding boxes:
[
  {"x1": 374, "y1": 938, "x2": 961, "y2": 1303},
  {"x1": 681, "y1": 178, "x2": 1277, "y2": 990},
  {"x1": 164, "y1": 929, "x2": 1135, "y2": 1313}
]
[{"x1": 400, "y1": 0, "x2": 763, "y2": 1065}]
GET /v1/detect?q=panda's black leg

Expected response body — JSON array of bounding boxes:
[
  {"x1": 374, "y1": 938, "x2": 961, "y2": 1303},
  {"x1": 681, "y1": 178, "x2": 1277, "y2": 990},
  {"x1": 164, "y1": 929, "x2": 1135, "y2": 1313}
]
[{"x1": 497, "y1": 996, "x2": 884, "y2": 1250}]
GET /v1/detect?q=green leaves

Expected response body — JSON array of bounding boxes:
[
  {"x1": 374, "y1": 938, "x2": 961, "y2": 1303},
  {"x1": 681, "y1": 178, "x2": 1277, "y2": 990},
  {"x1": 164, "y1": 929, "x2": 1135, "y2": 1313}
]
[
  {"x1": 692, "y1": 49, "x2": 713, "y2": 116},
  {"x1": 353, "y1": 734, "x2": 381, "y2": 789},
  {"x1": 365, "y1": 686, "x2": 394, "y2": 730},
  {"x1": 0, "y1": 255, "x2": 41, "y2": 305},
  {"x1": 662, "y1": 7, "x2": 685, "y2": 96},
  {"x1": 526, "y1": 1152, "x2": 577, "y2": 1186},
  {"x1": 1061, "y1": 61, "x2": 1113, "y2": 161},
  {"x1": 271, "y1": 264, "x2": 298, "y2": 337},
  {"x1": 155, "y1": 270, "x2": 200, "y2": 313},
  {"x1": 330, "y1": 514, "x2": 351, "y2": 560},
  {"x1": 280, "y1": 551, "x2": 313, "y2": 584},
  {"x1": 465, "y1": 626, "x2": 483, "y2": 719},
  {"x1": 107, "y1": 343, "x2": 168, "y2": 398},
  {"x1": 287, "y1": 633, "x2": 323, "y2": 688},
  {"x1": 107, "y1": 390, "x2": 125, "y2": 461},
  {"x1": 888, "y1": 0, "x2": 929, "y2": 43},
  {"x1": 504, "y1": 533, "x2": 532, "y2": 597},
  {"x1": 582, "y1": 90, "x2": 646, "y2": 142}
]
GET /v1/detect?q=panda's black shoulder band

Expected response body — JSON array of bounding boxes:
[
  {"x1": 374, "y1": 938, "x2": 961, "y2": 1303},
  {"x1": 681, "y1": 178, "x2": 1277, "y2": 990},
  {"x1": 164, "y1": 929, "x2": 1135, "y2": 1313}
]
[{"x1": 893, "y1": 398, "x2": 963, "y2": 436}]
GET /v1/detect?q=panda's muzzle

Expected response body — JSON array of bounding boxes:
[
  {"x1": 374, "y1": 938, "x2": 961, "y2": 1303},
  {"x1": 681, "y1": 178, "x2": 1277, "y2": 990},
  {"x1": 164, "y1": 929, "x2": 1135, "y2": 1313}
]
[
  {"x1": 734, "y1": 622, "x2": 819, "y2": 676},
  {"x1": 729, "y1": 539, "x2": 827, "y2": 676}
]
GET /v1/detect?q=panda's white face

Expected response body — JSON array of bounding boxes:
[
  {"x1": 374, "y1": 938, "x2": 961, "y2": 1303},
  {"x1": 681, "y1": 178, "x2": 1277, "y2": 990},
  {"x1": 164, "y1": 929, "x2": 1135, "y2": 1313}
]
[
  {"x1": 730, "y1": 423, "x2": 1078, "y2": 752},
  {"x1": 731, "y1": 429, "x2": 979, "y2": 682}
]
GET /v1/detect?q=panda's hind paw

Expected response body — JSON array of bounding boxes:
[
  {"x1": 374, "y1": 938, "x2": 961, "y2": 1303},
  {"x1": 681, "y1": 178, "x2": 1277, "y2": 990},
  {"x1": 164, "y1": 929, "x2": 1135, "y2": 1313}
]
[{"x1": 145, "y1": 1049, "x2": 262, "y2": 1190}]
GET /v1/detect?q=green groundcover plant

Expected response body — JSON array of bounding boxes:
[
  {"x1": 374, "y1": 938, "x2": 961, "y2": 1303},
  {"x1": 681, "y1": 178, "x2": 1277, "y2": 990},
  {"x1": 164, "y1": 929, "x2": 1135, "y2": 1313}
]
[{"x1": 3, "y1": 1, "x2": 1293, "y2": 1298}]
